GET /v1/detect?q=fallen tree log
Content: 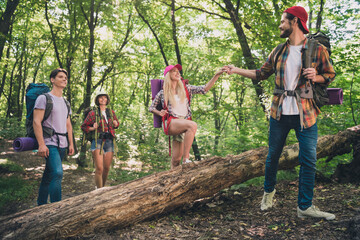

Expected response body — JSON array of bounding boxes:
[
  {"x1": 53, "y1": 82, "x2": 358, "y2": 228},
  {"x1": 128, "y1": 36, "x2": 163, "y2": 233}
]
[
  {"x1": 333, "y1": 125, "x2": 360, "y2": 183},
  {"x1": 0, "y1": 126, "x2": 359, "y2": 239}
]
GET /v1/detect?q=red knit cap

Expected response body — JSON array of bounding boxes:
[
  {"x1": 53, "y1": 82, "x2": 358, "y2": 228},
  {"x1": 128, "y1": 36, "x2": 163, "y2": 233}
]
[{"x1": 284, "y1": 6, "x2": 309, "y2": 34}]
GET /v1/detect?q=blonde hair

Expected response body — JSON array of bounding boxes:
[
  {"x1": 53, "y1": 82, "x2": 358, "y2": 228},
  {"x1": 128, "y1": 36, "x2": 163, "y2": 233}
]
[{"x1": 163, "y1": 70, "x2": 186, "y2": 107}]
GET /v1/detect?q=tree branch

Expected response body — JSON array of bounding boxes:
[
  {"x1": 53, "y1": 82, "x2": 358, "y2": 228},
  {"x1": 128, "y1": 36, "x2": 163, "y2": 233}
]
[
  {"x1": 212, "y1": 0, "x2": 227, "y2": 13},
  {"x1": 45, "y1": 1, "x2": 63, "y2": 68},
  {"x1": 235, "y1": 0, "x2": 240, "y2": 14},
  {"x1": 94, "y1": 1, "x2": 102, "y2": 27},
  {"x1": 79, "y1": 3, "x2": 90, "y2": 28},
  {"x1": 135, "y1": 5, "x2": 169, "y2": 66},
  {"x1": 179, "y1": 5, "x2": 230, "y2": 20}
]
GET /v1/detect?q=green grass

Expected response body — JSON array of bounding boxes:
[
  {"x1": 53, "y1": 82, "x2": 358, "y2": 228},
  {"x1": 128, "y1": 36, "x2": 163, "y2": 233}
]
[
  {"x1": 0, "y1": 162, "x2": 24, "y2": 173},
  {"x1": 0, "y1": 161, "x2": 36, "y2": 214},
  {"x1": 0, "y1": 176, "x2": 36, "y2": 213}
]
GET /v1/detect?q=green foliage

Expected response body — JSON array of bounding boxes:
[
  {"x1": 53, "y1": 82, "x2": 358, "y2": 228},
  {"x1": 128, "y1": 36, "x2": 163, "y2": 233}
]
[
  {"x1": 0, "y1": 119, "x2": 26, "y2": 139},
  {"x1": 317, "y1": 153, "x2": 353, "y2": 178},
  {"x1": 0, "y1": 176, "x2": 36, "y2": 214},
  {"x1": 0, "y1": 0, "x2": 359, "y2": 181},
  {"x1": 0, "y1": 161, "x2": 24, "y2": 173}
]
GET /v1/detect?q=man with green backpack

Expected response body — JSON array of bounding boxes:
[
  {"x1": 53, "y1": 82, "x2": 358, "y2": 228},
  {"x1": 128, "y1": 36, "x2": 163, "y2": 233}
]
[
  {"x1": 224, "y1": 6, "x2": 336, "y2": 220},
  {"x1": 33, "y1": 68, "x2": 74, "y2": 205}
]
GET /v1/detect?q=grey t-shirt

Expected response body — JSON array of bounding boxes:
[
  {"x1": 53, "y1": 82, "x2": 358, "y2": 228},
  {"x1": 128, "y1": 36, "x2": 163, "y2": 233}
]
[{"x1": 34, "y1": 93, "x2": 72, "y2": 148}]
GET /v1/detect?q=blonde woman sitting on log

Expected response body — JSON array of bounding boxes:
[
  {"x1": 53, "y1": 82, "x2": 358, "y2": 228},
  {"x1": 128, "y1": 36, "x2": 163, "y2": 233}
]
[{"x1": 149, "y1": 64, "x2": 225, "y2": 169}]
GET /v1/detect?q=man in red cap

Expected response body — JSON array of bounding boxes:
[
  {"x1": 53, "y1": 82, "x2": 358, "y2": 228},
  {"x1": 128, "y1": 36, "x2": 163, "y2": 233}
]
[{"x1": 224, "y1": 6, "x2": 335, "y2": 220}]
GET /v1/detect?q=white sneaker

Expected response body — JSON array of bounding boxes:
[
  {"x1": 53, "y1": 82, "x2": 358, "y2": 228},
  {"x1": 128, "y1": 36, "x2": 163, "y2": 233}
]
[
  {"x1": 183, "y1": 159, "x2": 192, "y2": 164},
  {"x1": 260, "y1": 189, "x2": 276, "y2": 211},
  {"x1": 297, "y1": 205, "x2": 335, "y2": 220}
]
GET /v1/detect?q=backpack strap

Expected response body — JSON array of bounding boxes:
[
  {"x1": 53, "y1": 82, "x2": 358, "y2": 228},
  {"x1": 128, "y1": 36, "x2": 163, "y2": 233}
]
[
  {"x1": 42, "y1": 93, "x2": 53, "y2": 122},
  {"x1": 63, "y1": 98, "x2": 71, "y2": 118},
  {"x1": 304, "y1": 38, "x2": 318, "y2": 69}
]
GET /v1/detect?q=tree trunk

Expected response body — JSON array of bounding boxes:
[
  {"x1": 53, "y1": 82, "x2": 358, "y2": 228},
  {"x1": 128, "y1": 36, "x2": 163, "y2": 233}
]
[
  {"x1": 171, "y1": 0, "x2": 182, "y2": 68},
  {"x1": 0, "y1": 22, "x2": 12, "y2": 100},
  {"x1": 0, "y1": 0, "x2": 20, "y2": 63},
  {"x1": 222, "y1": 0, "x2": 266, "y2": 112},
  {"x1": 316, "y1": 0, "x2": 324, "y2": 31},
  {"x1": 78, "y1": 0, "x2": 100, "y2": 167},
  {"x1": 1, "y1": 127, "x2": 359, "y2": 239}
]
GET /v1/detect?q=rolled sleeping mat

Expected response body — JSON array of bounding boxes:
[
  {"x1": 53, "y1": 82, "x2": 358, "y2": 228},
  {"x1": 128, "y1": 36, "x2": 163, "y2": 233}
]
[
  {"x1": 151, "y1": 79, "x2": 164, "y2": 128},
  {"x1": 13, "y1": 137, "x2": 38, "y2": 152},
  {"x1": 327, "y1": 88, "x2": 343, "y2": 105}
]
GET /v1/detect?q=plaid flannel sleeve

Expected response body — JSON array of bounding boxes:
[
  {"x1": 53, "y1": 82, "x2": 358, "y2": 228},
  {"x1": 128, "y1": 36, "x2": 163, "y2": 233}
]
[
  {"x1": 149, "y1": 91, "x2": 163, "y2": 112},
  {"x1": 111, "y1": 110, "x2": 119, "y2": 129},
  {"x1": 256, "y1": 48, "x2": 278, "y2": 81},
  {"x1": 314, "y1": 44, "x2": 335, "y2": 84},
  {"x1": 187, "y1": 85, "x2": 207, "y2": 95},
  {"x1": 81, "y1": 111, "x2": 95, "y2": 133}
]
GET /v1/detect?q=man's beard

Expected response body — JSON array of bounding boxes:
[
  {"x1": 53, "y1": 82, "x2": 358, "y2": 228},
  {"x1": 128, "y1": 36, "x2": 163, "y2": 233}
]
[
  {"x1": 280, "y1": 21, "x2": 293, "y2": 38},
  {"x1": 280, "y1": 28, "x2": 292, "y2": 38}
]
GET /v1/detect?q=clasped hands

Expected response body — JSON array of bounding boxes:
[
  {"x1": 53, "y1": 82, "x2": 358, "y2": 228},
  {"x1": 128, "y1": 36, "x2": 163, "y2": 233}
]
[{"x1": 91, "y1": 120, "x2": 119, "y2": 131}]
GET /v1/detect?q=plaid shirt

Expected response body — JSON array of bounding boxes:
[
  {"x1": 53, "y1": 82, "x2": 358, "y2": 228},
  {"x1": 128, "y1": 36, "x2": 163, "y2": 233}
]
[
  {"x1": 81, "y1": 108, "x2": 119, "y2": 138},
  {"x1": 256, "y1": 38, "x2": 335, "y2": 128},
  {"x1": 149, "y1": 84, "x2": 208, "y2": 119}
]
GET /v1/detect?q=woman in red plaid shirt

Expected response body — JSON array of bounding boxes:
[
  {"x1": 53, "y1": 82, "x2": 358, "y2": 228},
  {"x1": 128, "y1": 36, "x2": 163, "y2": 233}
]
[{"x1": 81, "y1": 91, "x2": 119, "y2": 188}]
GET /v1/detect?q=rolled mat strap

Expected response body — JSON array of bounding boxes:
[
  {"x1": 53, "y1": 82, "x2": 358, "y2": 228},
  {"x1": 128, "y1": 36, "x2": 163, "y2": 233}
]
[{"x1": 13, "y1": 137, "x2": 39, "y2": 152}]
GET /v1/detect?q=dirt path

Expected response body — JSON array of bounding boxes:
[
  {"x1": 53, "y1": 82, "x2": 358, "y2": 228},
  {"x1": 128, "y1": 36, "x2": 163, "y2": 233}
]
[
  {"x1": 0, "y1": 138, "x2": 112, "y2": 214},
  {"x1": 1, "y1": 139, "x2": 359, "y2": 239}
]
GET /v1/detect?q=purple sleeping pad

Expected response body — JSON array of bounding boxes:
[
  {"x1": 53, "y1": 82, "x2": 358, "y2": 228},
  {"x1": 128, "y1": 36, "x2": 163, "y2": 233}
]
[
  {"x1": 326, "y1": 88, "x2": 343, "y2": 105},
  {"x1": 151, "y1": 79, "x2": 164, "y2": 128},
  {"x1": 13, "y1": 137, "x2": 38, "y2": 152}
]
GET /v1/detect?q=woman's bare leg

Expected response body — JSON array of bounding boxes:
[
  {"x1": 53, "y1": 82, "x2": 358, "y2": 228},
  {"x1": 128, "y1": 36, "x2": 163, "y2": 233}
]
[
  {"x1": 168, "y1": 119, "x2": 197, "y2": 161},
  {"x1": 92, "y1": 149, "x2": 104, "y2": 188},
  {"x1": 171, "y1": 140, "x2": 184, "y2": 169},
  {"x1": 102, "y1": 152, "x2": 113, "y2": 186}
]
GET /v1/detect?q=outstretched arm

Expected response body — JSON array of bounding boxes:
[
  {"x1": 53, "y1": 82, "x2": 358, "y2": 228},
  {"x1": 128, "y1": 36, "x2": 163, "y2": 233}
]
[
  {"x1": 204, "y1": 69, "x2": 225, "y2": 92},
  {"x1": 224, "y1": 65, "x2": 257, "y2": 80}
]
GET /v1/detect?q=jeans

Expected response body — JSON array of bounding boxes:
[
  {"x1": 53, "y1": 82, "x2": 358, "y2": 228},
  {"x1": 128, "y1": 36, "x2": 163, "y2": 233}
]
[
  {"x1": 264, "y1": 115, "x2": 318, "y2": 210},
  {"x1": 91, "y1": 139, "x2": 114, "y2": 153},
  {"x1": 37, "y1": 146, "x2": 66, "y2": 205}
]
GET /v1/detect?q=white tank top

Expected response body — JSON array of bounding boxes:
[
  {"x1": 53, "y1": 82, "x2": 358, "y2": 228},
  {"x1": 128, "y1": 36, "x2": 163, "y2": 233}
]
[{"x1": 172, "y1": 95, "x2": 188, "y2": 117}]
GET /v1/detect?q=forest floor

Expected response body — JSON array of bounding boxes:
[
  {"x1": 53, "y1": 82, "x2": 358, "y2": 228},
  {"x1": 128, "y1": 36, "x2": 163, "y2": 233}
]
[{"x1": 0, "y1": 138, "x2": 359, "y2": 240}]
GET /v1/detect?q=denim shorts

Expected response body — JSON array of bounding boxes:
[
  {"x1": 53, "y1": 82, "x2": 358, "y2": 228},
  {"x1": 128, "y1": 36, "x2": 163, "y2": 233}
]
[{"x1": 91, "y1": 139, "x2": 114, "y2": 153}]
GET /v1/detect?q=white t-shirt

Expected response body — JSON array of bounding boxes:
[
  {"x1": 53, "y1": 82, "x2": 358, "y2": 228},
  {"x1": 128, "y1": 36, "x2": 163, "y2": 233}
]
[
  {"x1": 34, "y1": 93, "x2": 71, "y2": 148},
  {"x1": 101, "y1": 110, "x2": 108, "y2": 123},
  {"x1": 282, "y1": 45, "x2": 302, "y2": 115},
  {"x1": 172, "y1": 95, "x2": 188, "y2": 117}
]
